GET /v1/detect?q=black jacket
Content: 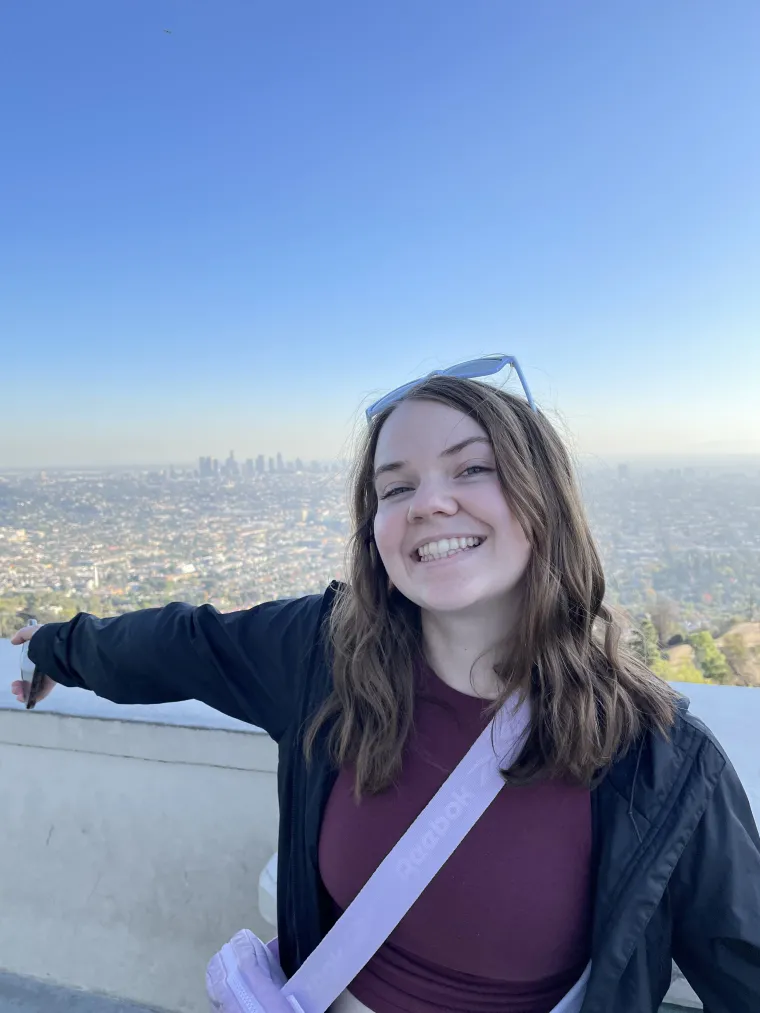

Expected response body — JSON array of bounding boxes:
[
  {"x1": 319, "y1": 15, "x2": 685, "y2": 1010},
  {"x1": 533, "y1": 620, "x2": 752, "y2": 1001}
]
[{"x1": 28, "y1": 583, "x2": 760, "y2": 1012}]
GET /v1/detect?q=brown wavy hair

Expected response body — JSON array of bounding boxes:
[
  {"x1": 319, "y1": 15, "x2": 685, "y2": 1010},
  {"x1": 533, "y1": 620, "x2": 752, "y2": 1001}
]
[{"x1": 305, "y1": 375, "x2": 677, "y2": 796}]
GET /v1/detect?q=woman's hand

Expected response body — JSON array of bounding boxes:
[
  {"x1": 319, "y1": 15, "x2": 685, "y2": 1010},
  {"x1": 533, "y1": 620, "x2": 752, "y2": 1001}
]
[{"x1": 10, "y1": 624, "x2": 56, "y2": 704}]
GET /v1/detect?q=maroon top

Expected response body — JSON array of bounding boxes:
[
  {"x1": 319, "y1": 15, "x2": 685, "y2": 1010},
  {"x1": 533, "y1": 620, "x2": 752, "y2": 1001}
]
[{"x1": 318, "y1": 663, "x2": 592, "y2": 1013}]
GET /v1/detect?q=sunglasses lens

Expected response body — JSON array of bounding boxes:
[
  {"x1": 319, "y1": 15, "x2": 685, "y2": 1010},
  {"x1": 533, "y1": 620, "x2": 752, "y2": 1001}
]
[{"x1": 448, "y1": 357, "x2": 506, "y2": 379}]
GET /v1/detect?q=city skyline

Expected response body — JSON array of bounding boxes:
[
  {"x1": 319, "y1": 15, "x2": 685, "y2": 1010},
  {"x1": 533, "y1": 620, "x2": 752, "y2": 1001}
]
[{"x1": 2, "y1": 449, "x2": 760, "y2": 474}]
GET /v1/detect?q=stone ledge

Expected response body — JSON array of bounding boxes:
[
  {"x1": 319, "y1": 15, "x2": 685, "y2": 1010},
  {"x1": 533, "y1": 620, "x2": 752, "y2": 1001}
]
[
  {"x1": 0, "y1": 709, "x2": 277, "y2": 772},
  {"x1": 0, "y1": 972, "x2": 165, "y2": 1013}
]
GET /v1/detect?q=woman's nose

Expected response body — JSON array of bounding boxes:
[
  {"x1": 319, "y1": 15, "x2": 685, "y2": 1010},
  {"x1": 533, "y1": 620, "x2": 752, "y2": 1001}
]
[{"x1": 407, "y1": 480, "x2": 458, "y2": 521}]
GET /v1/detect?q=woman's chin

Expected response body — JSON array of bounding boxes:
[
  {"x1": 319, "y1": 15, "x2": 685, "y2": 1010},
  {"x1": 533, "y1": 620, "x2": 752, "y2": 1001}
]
[
  {"x1": 402, "y1": 583, "x2": 487, "y2": 615},
  {"x1": 395, "y1": 571, "x2": 520, "y2": 617}
]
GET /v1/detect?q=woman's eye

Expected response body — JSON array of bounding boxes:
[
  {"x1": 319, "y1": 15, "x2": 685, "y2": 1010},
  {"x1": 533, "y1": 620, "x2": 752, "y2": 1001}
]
[
  {"x1": 460, "y1": 465, "x2": 492, "y2": 478},
  {"x1": 380, "y1": 485, "x2": 411, "y2": 499}
]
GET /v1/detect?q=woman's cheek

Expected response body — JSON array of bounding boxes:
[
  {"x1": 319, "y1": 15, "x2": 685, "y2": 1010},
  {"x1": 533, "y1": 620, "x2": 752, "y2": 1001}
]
[{"x1": 372, "y1": 512, "x2": 401, "y2": 574}]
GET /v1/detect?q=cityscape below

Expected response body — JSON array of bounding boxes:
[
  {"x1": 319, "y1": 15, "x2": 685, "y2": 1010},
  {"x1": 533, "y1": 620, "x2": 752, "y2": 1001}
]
[{"x1": 1, "y1": 453, "x2": 759, "y2": 687}]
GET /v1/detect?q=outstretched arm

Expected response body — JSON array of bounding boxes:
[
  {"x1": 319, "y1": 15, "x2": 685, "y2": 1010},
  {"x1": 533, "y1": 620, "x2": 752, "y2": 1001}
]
[{"x1": 24, "y1": 592, "x2": 329, "y2": 740}]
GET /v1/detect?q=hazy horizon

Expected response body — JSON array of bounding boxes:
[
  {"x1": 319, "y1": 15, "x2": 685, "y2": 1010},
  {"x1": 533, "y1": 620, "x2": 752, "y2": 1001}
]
[
  {"x1": 3, "y1": 451, "x2": 760, "y2": 475},
  {"x1": 2, "y1": 2, "x2": 758, "y2": 469}
]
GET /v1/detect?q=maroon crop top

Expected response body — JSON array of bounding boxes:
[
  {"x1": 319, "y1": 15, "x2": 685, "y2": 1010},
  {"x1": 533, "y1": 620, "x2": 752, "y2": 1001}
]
[{"x1": 318, "y1": 662, "x2": 592, "y2": 1013}]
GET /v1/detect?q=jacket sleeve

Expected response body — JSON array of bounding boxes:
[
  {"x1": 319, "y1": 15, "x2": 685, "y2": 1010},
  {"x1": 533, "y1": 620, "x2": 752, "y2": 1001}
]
[
  {"x1": 26, "y1": 592, "x2": 331, "y2": 741},
  {"x1": 670, "y1": 749, "x2": 760, "y2": 1013}
]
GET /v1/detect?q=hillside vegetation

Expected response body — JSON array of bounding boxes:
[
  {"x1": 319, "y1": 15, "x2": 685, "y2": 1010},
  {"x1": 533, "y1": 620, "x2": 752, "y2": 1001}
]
[{"x1": 637, "y1": 617, "x2": 760, "y2": 687}]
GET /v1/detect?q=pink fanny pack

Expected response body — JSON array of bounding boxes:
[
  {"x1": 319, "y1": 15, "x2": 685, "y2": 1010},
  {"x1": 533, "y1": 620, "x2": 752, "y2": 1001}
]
[{"x1": 206, "y1": 698, "x2": 591, "y2": 1013}]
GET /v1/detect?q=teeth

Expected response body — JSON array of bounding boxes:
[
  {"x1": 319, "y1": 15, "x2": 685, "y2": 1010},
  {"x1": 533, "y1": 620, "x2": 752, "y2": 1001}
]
[{"x1": 416, "y1": 536, "x2": 483, "y2": 561}]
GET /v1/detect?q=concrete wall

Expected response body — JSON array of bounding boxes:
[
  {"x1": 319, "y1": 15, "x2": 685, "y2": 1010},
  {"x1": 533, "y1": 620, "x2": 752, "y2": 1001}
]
[{"x1": 0, "y1": 707, "x2": 279, "y2": 1013}]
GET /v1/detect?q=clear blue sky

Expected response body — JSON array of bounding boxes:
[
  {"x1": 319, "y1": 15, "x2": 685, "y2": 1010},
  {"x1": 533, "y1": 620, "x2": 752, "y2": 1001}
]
[{"x1": 1, "y1": 1, "x2": 758, "y2": 467}]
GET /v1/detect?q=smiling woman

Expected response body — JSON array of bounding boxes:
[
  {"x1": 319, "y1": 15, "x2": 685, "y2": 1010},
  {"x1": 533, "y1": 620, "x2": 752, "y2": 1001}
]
[{"x1": 299, "y1": 372, "x2": 760, "y2": 1011}]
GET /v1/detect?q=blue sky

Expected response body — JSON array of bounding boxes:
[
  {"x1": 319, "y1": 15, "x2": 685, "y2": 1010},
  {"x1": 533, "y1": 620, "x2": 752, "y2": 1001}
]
[{"x1": 1, "y1": 1, "x2": 758, "y2": 467}]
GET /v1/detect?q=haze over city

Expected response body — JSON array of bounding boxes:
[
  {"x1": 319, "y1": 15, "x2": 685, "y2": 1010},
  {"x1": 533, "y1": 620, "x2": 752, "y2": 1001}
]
[{"x1": 2, "y1": 1, "x2": 759, "y2": 469}]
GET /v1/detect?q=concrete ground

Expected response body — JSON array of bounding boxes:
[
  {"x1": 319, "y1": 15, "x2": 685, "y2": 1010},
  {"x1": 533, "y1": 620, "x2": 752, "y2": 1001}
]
[
  {"x1": 0, "y1": 973, "x2": 164, "y2": 1013},
  {"x1": 0, "y1": 971, "x2": 700, "y2": 1012}
]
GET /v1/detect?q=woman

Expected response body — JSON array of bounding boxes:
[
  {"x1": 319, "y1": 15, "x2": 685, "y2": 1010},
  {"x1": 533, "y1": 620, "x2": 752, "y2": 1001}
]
[{"x1": 12, "y1": 360, "x2": 760, "y2": 1013}]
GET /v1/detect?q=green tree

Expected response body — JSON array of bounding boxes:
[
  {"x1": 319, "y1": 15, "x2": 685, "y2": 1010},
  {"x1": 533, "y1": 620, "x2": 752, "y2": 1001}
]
[
  {"x1": 634, "y1": 615, "x2": 662, "y2": 667},
  {"x1": 688, "y1": 631, "x2": 731, "y2": 684},
  {"x1": 649, "y1": 655, "x2": 673, "y2": 680},
  {"x1": 650, "y1": 597, "x2": 680, "y2": 646},
  {"x1": 667, "y1": 659, "x2": 709, "y2": 684}
]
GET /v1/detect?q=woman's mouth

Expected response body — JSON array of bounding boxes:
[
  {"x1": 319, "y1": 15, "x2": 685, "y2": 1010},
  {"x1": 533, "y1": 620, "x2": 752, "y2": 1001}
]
[{"x1": 414, "y1": 536, "x2": 486, "y2": 563}]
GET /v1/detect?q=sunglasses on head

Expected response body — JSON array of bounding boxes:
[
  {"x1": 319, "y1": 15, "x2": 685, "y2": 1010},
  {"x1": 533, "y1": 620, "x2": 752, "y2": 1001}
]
[{"x1": 365, "y1": 354, "x2": 536, "y2": 422}]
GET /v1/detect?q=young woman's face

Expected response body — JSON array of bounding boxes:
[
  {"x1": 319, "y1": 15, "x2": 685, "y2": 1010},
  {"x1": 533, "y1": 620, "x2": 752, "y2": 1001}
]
[{"x1": 372, "y1": 399, "x2": 532, "y2": 615}]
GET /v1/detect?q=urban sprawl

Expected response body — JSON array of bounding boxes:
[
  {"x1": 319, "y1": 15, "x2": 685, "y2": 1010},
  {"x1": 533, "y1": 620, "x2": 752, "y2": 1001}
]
[{"x1": 1, "y1": 455, "x2": 759, "y2": 638}]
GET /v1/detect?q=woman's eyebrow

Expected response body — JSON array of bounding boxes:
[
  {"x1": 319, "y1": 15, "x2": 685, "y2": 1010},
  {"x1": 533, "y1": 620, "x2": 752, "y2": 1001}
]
[
  {"x1": 373, "y1": 437, "x2": 491, "y2": 480},
  {"x1": 440, "y1": 436, "x2": 491, "y2": 458},
  {"x1": 374, "y1": 460, "x2": 404, "y2": 480}
]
